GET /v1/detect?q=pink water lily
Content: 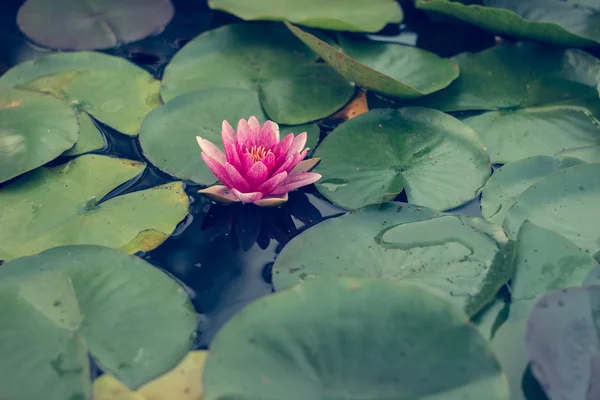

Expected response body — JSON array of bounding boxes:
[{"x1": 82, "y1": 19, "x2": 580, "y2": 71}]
[{"x1": 197, "y1": 117, "x2": 321, "y2": 207}]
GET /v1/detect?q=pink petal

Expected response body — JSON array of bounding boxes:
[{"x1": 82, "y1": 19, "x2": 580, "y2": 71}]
[
  {"x1": 256, "y1": 171, "x2": 287, "y2": 195},
  {"x1": 254, "y1": 193, "x2": 289, "y2": 207},
  {"x1": 287, "y1": 132, "x2": 307, "y2": 156},
  {"x1": 197, "y1": 136, "x2": 226, "y2": 165},
  {"x1": 258, "y1": 120, "x2": 280, "y2": 150},
  {"x1": 231, "y1": 189, "x2": 263, "y2": 203},
  {"x1": 276, "y1": 133, "x2": 294, "y2": 157},
  {"x1": 224, "y1": 163, "x2": 251, "y2": 192},
  {"x1": 290, "y1": 158, "x2": 321, "y2": 174},
  {"x1": 198, "y1": 185, "x2": 239, "y2": 203},
  {"x1": 248, "y1": 116, "x2": 261, "y2": 144},
  {"x1": 274, "y1": 152, "x2": 303, "y2": 175},
  {"x1": 201, "y1": 153, "x2": 235, "y2": 188},
  {"x1": 262, "y1": 152, "x2": 276, "y2": 174},
  {"x1": 222, "y1": 121, "x2": 240, "y2": 167},
  {"x1": 237, "y1": 119, "x2": 252, "y2": 146},
  {"x1": 272, "y1": 172, "x2": 322, "y2": 195},
  {"x1": 244, "y1": 161, "x2": 269, "y2": 189},
  {"x1": 239, "y1": 152, "x2": 255, "y2": 175}
]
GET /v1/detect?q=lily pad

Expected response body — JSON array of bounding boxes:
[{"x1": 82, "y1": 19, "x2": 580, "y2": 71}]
[
  {"x1": 504, "y1": 162, "x2": 600, "y2": 256},
  {"x1": 273, "y1": 202, "x2": 512, "y2": 316},
  {"x1": 17, "y1": 0, "x2": 174, "y2": 50},
  {"x1": 313, "y1": 107, "x2": 490, "y2": 211},
  {"x1": 208, "y1": 0, "x2": 403, "y2": 32},
  {"x1": 0, "y1": 88, "x2": 78, "y2": 184},
  {"x1": 556, "y1": 144, "x2": 600, "y2": 163},
  {"x1": 160, "y1": 23, "x2": 354, "y2": 125},
  {"x1": 140, "y1": 88, "x2": 319, "y2": 185},
  {"x1": 203, "y1": 278, "x2": 509, "y2": 400},
  {"x1": 0, "y1": 245, "x2": 196, "y2": 400},
  {"x1": 0, "y1": 154, "x2": 189, "y2": 261},
  {"x1": 63, "y1": 111, "x2": 105, "y2": 156},
  {"x1": 0, "y1": 52, "x2": 162, "y2": 135},
  {"x1": 287, "y1": 23, "x2": 459, "y2": 98},
  {"x1": 416, "y1": 0, "x2": 600, "y2": 47},
  {"x1": 480, "y1": 156, "x2": 584, "y2": 224}
]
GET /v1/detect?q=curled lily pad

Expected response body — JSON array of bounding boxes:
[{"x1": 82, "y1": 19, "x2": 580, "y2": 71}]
[
  {"x1": 203, "y1": 278, "x2": 509, "y2": 400},
  {"x1": 273, "y1": 202, "x2": 512, "y2": 316},
  {"x1": 313, "y1": 107, "x2": 490, "y2": 211},
  {"x1": 287, "y1": 23, "x2": 459, "y2": 99},
  {"x1": 556, "y1": 145, "x2": 600, "y2": 163},
  {"x1": 0, "y1": 52, "x2": 162, "y2": 135},
  {"x1": 0, "y1": 154, "x2": 189, "y2": 261},
  {"x1": 416, "y1": 0, "x2": 600, "y2": 47},
  {"x1": 140, "y1": 88, "x2": 318, "y2": 186},
  {"x1": 0, "y1": 88, "x2": 78, "y2": 184},
  {"x1": 160, "y1": 23, "x2": 354, "y2": 125},
  {"x1": 17, "y1": 0, "x2": 174, "y2": 50},
  {"x1": 0, "y1": 245, "x2": 197, "y2": 400},
  {"x1": 63, "y1": 111, "x2": 105, "y2": 156}
]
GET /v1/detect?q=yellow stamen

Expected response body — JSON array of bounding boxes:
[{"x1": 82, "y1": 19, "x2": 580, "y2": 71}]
[{"x1": 246, "y1": 145, "x2": 271, "y2": 162}]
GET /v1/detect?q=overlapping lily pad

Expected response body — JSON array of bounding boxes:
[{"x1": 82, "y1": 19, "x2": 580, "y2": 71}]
[
  {"x1": 0, "y1": 245, "x2": 196, "y2": 400},
  {"x1": 17, "y1": 0, "x2": 174, "y2": 50},
  {"x1": 0, "y1": 88, "x2": 78, "y2": 184},
  {"x1": 140, "y1": 88, "x2": 319, "y2": 185},
  {"x1": 287, "y1": 23, "x2": 459, "y2": 98},
  {"x1": 63, "y1": 111, "x2": 105, "y2": 156},
  {"x1": 203, "y1": 278, "x2": 509, "y2": 400},
  {"x1": 416, "y1": 0, "x2": 600, "y2": 47},
  {"x1": 0, "y1": 52, "x2": 162, "y2": 135},
  {"x1": 208, "y1": 0, "x2": 403, "y2": 32},
  {"x1": 556, "y1": 145, "x2": 600, "y2": 163},
  {"x1": 0, "y1": 155, "x2": 189, "y2": 261},
  {"x1": 160, "y1": 23, "x2": 354, "y2": 125},
  {"x1": 273, "y1": 202, "x2": 512, "y2": 316},
  {"x1": 313, "y1": 107, "x2": 490, "y2": 211}
]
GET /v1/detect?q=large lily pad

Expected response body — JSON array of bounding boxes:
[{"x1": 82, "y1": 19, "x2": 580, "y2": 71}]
[
  {"x1": 313, "y1": 107, "x2": 490, "y2": 211},
  {"x1": 556, "y1": 145, "x2": 600, "y2": 163},
  {"x1": 0, "y1": 154, "x2": 189, "y2": 261},
  {"x1": 0, "y1": 88, "x2": 78, "y2": 184},
  {"x1": 504, "y1": 163, "x2": 600, "y2": 256},
  {"x1": 17, "y1": 0, "x2": 174, "y2": 50},
  {"x1": 63, "y1": 111, "x2": 105, "y2": 156},
  {"x1": 160, "y1": 23, "x2": 354, "y2": 125},
  {"x1": 0, "y1": 52, "x2": 162, "y2": 135},
  {"x1": 273, "y1": 202, "x2": 512, "y2": 316},
  {"x1": 0, "y1": 245, "x2": 196, "y2": 400},
  {"x1": 203, "y1": 278, "x2": 509, "y2": 399},
  {"x1": 140, "y1": 88, "x2": 319, "y2": 185},
  {"x1": 287, "y1": 23, "x2": 459, "y2": 99},
  {"x1": 208, "y1": 0, "x2": 402, "y2": 32},
  {"x1": 416, "y1": 0, "x2": 600, "y2": 47}
]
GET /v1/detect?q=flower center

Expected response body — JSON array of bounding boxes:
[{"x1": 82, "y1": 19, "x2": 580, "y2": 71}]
[{"x1": 246, "y1": 145, "x2": 271, "y2": 162}]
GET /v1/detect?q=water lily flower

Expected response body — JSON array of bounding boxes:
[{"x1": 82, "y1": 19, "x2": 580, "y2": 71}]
[{"x1": 197, "y1": 117, "x2": 321, "y2": 207}]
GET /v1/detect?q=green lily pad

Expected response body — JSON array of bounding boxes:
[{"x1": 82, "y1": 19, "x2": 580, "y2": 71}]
[
  {"x1": 160, "y1": 23, "x2": 354, "y2": 125},
  {"x1": 17, "y1": 0, "x2": 174, "y2": 50},
  {"x1": 0, "y1": 245, "x2": 196, "y2": 400},
  {"x1": 273, "y1": 202, "x2": 512, "y2": 316},
  {"x1": 140, "y1": 88, "x2": 319, "y2": 185},
  {"x1": 208, "y1": 0, "x2": 403, "y2": 32},
  {"x1": 287, "y1": 23, "x2": 459, "y2": 99},
  {"x1": 556, "y1": 144, "x2": 600, "y2": 163},
  {"x1": 63, "y1": 111, "x2": 105, "y2": 156},
  {"x1": 0, "y1": 88, "x2": 78, "y2": 184},
  {"x1": 313, "y1": 107, "x2": 490, "y2": 211},
  {"x1": 203, "y1": 278, "x2": 509, "y2": 400},
  {"x1": 0, "y1": 52, "x2": 162, "y2": 135},
  {"x1": 504, "y1": 162, "x2": 600, "y2": 256},
  {"x1": 481, "y1": 156, "x2": 584, "y2": 224},
  {"x1": 416, "y1": 0, "x2": 600, "y2": 47},
  {"x1": 0, "y1": 154, "x2": 189, "y2": 262}
]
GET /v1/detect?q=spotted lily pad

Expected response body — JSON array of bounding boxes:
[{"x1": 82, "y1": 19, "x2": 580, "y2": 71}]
[
  {"x1": 17, "y1": 0, "x2": 174, "y2": 50},
  {"x1": 0, "y1": 52, "x2": 162, "y2": 135},
  {"x1": 416, "y1": 0, "x2": 600, "y2": 47},
  {"x1": 313, "y1": 108, "x2": 490, "y2": 211},
  {"x1": 0, "y1": 88, "x2": 78, "y2": 184},
  {"x1": 140, "y1": 88, "x2": 318, "y2": 185},
  {"x1": 0, "y1": 245, "x2": 196, "y2": 400},
  {"x1": 0, "y1": 155, "x2": 189, "y2": 261},
  {"x1": 63, "y1": 111, "x2": 105, "y2": 156},
  {"x1": 287, "y1": 23, "x2": 459, "y2": 98},
  {"x1": 160, "y1": 23, "x2": 354, "y2": 125}
]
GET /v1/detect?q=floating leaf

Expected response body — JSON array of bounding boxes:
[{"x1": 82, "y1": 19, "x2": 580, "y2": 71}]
[
  {"x1": 287, "y1": 23, "x2": 459, "y2": 98},
  {"x1": 208, "y1": 0, "x2": 403, "y2": 32},
  {"x1": 0, "y1": 88, "x2": 78, "y2": 184},
  {"x1": 17, "y1": 0, "x2": 174, "y2": 50},
  {"x1": 140, "y1": 88, "x2": 318, "y2": 185},
  {"x1": 203, "y1": 278, "x2": 509, "y2": 399},
  {"x1": 160, "y1": 23, "x2": 354, "y2": 125},
  {"x1": 0, "y1": 245, "x2": 196, "y2": 400},
  {"x1": 416, "y1": 0, "x2": 600, "y2": 47},
  {"x1": 313, "y1": 108, "x2": 490, "y2": 211},
  {"x1": 556, "y1": 144, "x2": 600, "y2": 163},
  {"x1": 0, "y1": 52, "x2": 162, "y2": 135},
  {"x1": 0, "y1": 155, "x2": 189, "y2": 261},
  {"x1": 273, "y1": 202, "x2": 512, "y2": 316},
  {"x1": 63, "y1": 111, "x2": 105, "y2": 156}
]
